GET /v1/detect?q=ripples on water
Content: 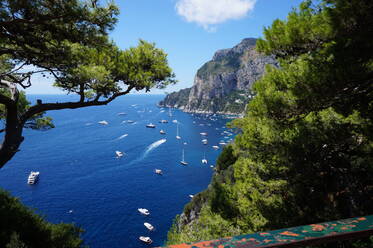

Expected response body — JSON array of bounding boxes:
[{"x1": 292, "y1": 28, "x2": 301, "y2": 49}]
[{"x1": 0, "y1": 95, "x2": 236, "y2": 248}]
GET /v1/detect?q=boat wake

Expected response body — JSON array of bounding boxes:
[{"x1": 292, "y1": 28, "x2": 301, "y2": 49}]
[
  {"x1": 117, "y1": 134, "x2": 128, "y2": 140},
  {"x1": 144, "y1": 139, "x2": 166, "y2": 156}
]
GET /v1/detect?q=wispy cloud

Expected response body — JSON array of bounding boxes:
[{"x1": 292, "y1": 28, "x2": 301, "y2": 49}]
[{"x1": 175, "y1": 0, "x2": 256, "y2": 31}]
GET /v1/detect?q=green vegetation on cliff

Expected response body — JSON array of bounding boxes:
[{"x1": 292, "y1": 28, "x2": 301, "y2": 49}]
[
  {"x1": 0, "y1": 190, "x2": 85, "y2": 248},
  {"x1": 167, "y1": 0, "x2": 373, "y2": 246}
]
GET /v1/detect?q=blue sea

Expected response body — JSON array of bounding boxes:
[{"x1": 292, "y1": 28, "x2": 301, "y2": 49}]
[{"x1": 0, "y1": 94, "x2": 236, "y2": 248}]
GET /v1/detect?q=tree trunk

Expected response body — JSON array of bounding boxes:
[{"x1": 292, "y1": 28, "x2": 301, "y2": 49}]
[{"x1": 0, "y1": 103, "x2": 24, "y2": 168}]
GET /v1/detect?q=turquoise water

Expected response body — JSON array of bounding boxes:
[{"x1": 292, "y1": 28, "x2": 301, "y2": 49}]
[{"x1": 0, "y1": 94, "x2": 235, "y2": 247}]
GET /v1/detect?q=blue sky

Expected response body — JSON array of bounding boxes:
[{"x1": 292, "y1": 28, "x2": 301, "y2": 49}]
[{"x1": 26, "y1": 0, "x2": 304, "y2": 94}]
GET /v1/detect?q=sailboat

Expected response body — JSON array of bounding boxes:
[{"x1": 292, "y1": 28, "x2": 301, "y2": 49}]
[
  {"x1": 176, "y1": 122, "x2": 181, "y2": 139},
  {"x1": 180, "y1": 149, "x2": 188, "y2": 165},
  {"x1": 202, "y1": 152, "x2": 208, "y2": 164}
]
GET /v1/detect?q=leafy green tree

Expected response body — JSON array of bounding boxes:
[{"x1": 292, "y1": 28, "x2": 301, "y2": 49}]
[
  {"x1": 0, "y1": 190, "x2": 85, "y2": 248},
  {"x1": 167, "y1": 0, "x2": 373, "y2": 246},
  {"x1": 0, "y1": 0, "x2": 175, "y2": 168}
]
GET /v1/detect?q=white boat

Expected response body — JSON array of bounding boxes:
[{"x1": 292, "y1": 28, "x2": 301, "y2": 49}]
[
  {"x1": 98, "y1": 120, "x2": 108, "y2": 125},
  {"x1": 115, "y1": 151, "x2": 124, "y2": 158},
  {"x1": 219, "y1": 142, "x2": 227, "y2": 146},
  {"x1": 160, "y1": 129, "x2": 166, "y2": 134},
  {"x1": 155, "y1": 169, "x2": 163, "y2": 175},
  {"x1": 172, "y1": 119, "x2": 178, "y2": 123},
  {"x1": 27, "y1": 171, "x2": 40, "y2": 184},
  {"x1": 180, "y1": 149, "x2": 188, "y2": 165},
  {"x1": 212, "y1": 145, "x2": 219, "y2": 150},
  {"x1": 146, "y1": 123, "x2": 156, "y2": 128},
  {"x1": 117, "y1": 112, "x2": 126, "y2": 116},
  {"x1": 159, "y1": 119, "x2": 168, "y2": 123},
  {"x1": 202, "y1": 152, "x2": 208, "y2": 164},
  {"x1": 144, "y1": 222, "x2": 154, "y2": 231},
  {"x1": 138, "y1": 208, "x2": 150, "y2": 215},
  {"x1": 200, "y1": 132, "x2": 208, "y2": 136},
  {"x1": 202, "y1": 139, "x2": 208, "y2": 145},
  {"x1": 139, "y1": 236, "x2": 152, "y2": 244},
  {"x1": 189, "y1": 194, "x2": 194, "y2": 198},
  {"x1": 176, "y1": 122, "x2": 181, "y2": 139},
  {"x1": 126, "y1": 120, "x2": 135, "y2": 123}
]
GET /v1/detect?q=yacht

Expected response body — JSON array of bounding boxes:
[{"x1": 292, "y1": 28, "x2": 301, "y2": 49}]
[
  {"x1": 180, "y1": 149, "x2": 188, "y2": 165},
  {"x1": 189, "y1": 194, "x2": 194, "y2": 198},
  {"x1": 212, "y1": 145, "x2": 219, "y2": 150},
  {"x1": 115, "y1": 151, "x2": 124, "y2": 158},
  {"x1": 139, "y1": 236, "x2": 152, "y2": 244},
  {"x1": 27, "y1": 171, "x2": 40, "y2": 184},
  {"x1": 155, "y1": 169, "x2": 163, "y2": 175},
  {"x1": 202, "y1": 152, "x2": 208, "y2": 164},
  {"x1": 146, "y1": 123, "x2": 156, "y2": 128},
  {"x1": 160, "y1": 129, "x2": 166, "y2": 134},
  {"x1": 144, "y1": 222, "x2": 154, "y2": 231},
  {"x1": 138, "y1": 208, "x2": 150, "y2": 215},
  {"x1": 202, "y1": 139, "x2": 208, "y2": 145},
  {"x1": 176, "y1": 122, "x2": 181, "y2": 139},
  {"x1": 98, "y1": 120, "x2": 108, "y2": 125}
]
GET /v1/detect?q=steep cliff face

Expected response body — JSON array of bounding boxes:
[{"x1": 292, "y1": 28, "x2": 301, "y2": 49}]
[{"x1": 159, "y1": 38, "x2": 278, "y2": 114}]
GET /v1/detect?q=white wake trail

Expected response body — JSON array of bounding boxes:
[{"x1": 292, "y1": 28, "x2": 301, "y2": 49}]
[
  {"x1": 144, "y1": 139, "x2": 167, "y2": 155},
  {"x1": 117, "y1": 134, "x2": 128, "y2": 140}
]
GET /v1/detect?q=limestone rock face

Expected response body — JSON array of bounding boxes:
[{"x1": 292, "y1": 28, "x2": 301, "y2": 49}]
[{"x1": 159, "y1": 38, "x2": 278, "y2": 114}]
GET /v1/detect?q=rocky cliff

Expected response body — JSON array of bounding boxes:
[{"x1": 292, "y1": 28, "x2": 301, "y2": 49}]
[{"x1": 159, "y1": 38, "x2": 278, "y2": 114}]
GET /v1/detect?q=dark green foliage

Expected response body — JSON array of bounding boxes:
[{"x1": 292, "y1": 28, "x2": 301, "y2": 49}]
[
  {"x1": 216, "y1": 145, "x2": 237, "y2": 172},
  {"x1": 197, "y1": 53, "x2": 241, "y2": 79},
  {"x1": 0, "y1": 0, "x2": 175, "y2": 167},
  {"x1": 159, "y1": 88, "x2": 191, "y2": 107},
  {"x1": 167, "y1": 0, "x2": 373, "y2": 246},
  {"x1": 0, "y1": 190, "x2": 85, "y2": 248}
]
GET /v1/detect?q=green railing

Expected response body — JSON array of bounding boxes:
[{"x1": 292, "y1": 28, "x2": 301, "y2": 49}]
[{"x1": 161, "y1": 215, "x2": 373, "y2": 248}]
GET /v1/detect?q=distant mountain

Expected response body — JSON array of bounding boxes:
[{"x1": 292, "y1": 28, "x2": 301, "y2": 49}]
[{"x1": 159, "y1": 38, "x2": 278, "y2": 114}]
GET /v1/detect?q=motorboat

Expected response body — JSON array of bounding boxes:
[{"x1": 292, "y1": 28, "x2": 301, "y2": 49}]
[
  {"x1": 138, "y1": 208, "x2": 150, "y2": 215},
  {"x1": 200, "y1": 132, "x2": 208, "y2": 136},
  {"x1": 126, "y1": 120, "x2": 135, "y2": 123},
  {"x1": 144, "y1": 222, "x2": 154, "y2": 231},
  {"x1": 146, "y1": 123, "x2": 156, "y2": 128},
  {"x1": 139, "y1": 236, "x2": 152, "y2": 244},
  {"x1": 172, "y1": 119, "x2": 178, "y2": 123},
  {"x1": 159, "y1": 119, "x2": 168, "y2": 123},
  {"x1": 202, "y1": 139, "x2": 208, "y2": 145},
  {"x1": 219, "y1": 142, "x2": 227, "y2": 146},
  {"x1": 180, "y1": 149, "x2": 188, "y2": 165},
  {"x1": 155, "y1": 169, "x2": 163, "y2": 175},
  {"x1": 160, "y1": 129, "x2": 166, "y2": 134},
  {"x1": 27, "y1": 171, "x2": 39, "y2": 184},
  {"x1": 117, "y1": 112, "x2": 126, "y2": 116},
  {"x1": 212, "y1": 145, "x2": 219, "y2": 150},
  {"x1": 98, "y1": 120, "x2": 108, "y2": 125},
  {"x1": 115, "y1": 151, "x2": 124, "y2": 158},
  {"x1": 189, "y1": 194, "x2": 194, "y2": 198}
]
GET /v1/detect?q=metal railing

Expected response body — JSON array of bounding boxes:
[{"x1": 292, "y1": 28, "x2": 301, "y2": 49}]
[{"x1": 161, "y1": 215, "x2": 373, "y2": 248}]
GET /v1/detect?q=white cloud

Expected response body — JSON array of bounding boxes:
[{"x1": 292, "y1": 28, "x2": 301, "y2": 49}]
[{"x1": 176, "y1": 0, "x2": 256, "y2": 31}]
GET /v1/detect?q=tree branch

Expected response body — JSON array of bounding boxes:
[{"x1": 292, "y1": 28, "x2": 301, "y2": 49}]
[{"x1": 21, "y1": 85, "x2": 134, "y2": 124}]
